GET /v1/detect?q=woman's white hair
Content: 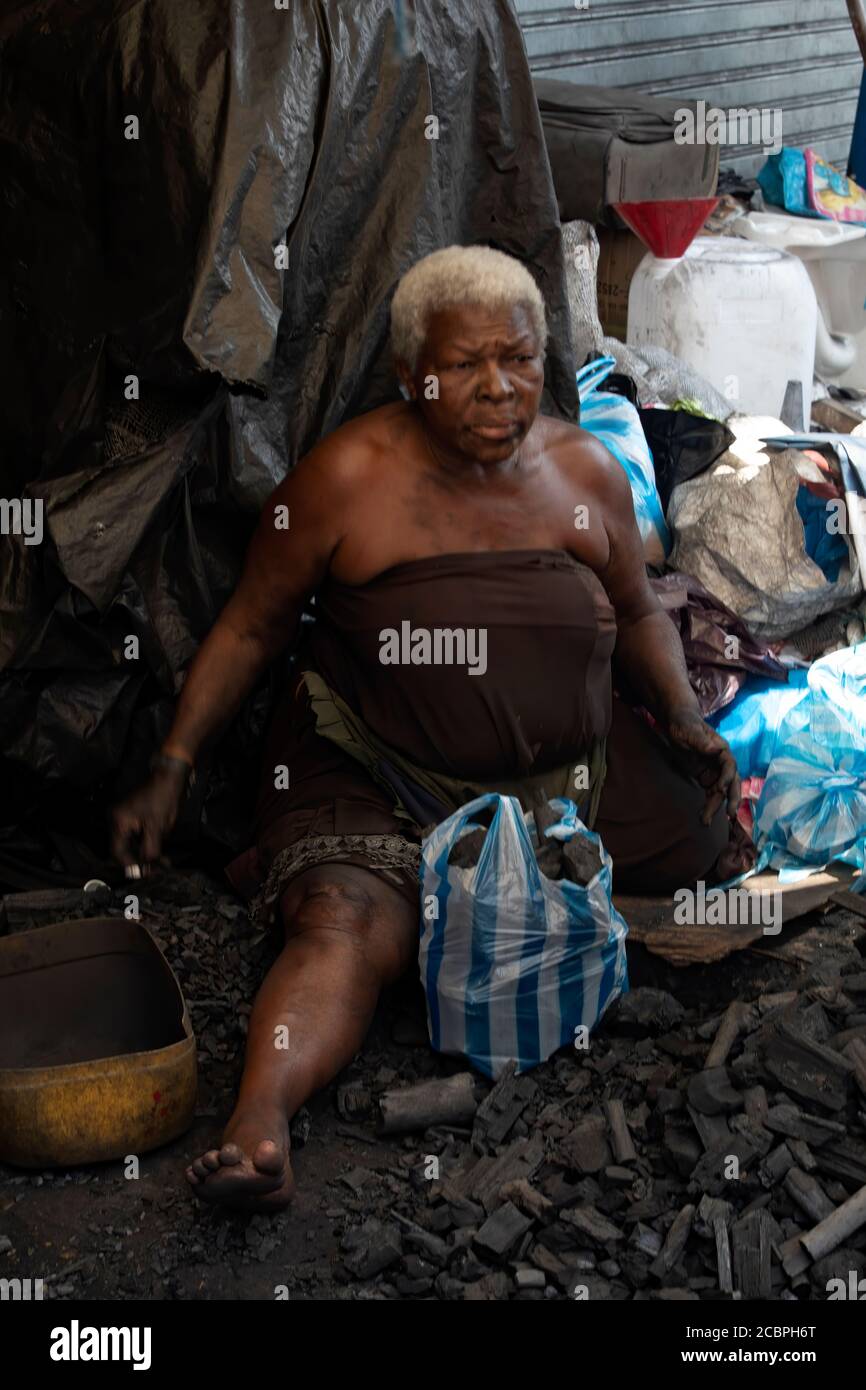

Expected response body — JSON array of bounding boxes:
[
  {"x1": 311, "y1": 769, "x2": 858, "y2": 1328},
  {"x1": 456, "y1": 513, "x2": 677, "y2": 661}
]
[{"x1": 390, "y1": 244, "x2": 548, "y2": 371}]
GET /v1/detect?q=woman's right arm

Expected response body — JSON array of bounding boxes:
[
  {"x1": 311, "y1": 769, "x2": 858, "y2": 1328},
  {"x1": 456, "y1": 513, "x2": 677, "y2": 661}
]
[{"x1": 110, "y1": 448, "x2": 348, "y2": 872}]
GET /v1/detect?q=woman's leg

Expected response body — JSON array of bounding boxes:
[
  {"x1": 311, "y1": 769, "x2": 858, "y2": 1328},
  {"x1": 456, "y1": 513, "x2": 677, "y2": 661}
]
[
  {"x1": 594, "y1": 696, "x2": 740, "y2": 894},
  {"x1": 186, "y1": 861, "x2": 417, "y2": 1210}
]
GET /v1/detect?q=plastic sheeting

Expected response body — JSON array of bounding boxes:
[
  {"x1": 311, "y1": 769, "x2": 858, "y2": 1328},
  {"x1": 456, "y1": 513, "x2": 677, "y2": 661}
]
[
  {"x1": 650, "y1": 573, "x2": 788, "y2": 720},
  {"x1": 576, "y1": 356, "x2": 670, "y2": 565},
  {"x1": 668, "y1": 448, "x2": 862, "y2": 641},
  {"x1": 0, "y1": 0, "x2": 577, "y2": 881},
  {"x1": 638, "y1": 408, "x2": 734, "y2": 513}
]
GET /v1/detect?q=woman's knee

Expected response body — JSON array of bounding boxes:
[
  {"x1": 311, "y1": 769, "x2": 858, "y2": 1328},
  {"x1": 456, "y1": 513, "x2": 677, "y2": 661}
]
[
  {"x1": 671, "y1": 804, "x2": 732, "y2": 891},
  {"x1": 278, "y1": 864, "x2": 416, "y2": 979},
  {"x1": 279, "y1": 866, "x2": 378, "y2": 940}
]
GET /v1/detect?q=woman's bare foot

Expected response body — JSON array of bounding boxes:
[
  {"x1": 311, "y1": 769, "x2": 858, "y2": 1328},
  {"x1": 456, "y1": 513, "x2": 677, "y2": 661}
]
[{"x1": 185, "y1": 1101, "x2": 294, "y2": 1211}]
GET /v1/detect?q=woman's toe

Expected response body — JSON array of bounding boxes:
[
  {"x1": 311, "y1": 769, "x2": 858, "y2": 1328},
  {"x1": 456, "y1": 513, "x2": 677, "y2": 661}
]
[
  {"x1": 218, "y1": 1142, "x2": 244, "y2": 1166},
  {"x1": 252, "y1": 1140, "x2": 285, "y2": 1175}
]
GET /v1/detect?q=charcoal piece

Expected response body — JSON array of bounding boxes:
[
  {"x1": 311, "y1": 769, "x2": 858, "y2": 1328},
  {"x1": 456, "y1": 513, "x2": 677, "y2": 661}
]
[
  {"x1": 650, "y1": 1204, "x2": 695, "y2": 1279},
  {"x1": 760, "y1": 1143, "x2": 795, "y2": 1188},
  {"x1": 498, "y1": 1179, "x2": 553, "y2": 1222},
  {"x1": 810, "y1": 1248, "x2": 865, "y2": 1290},
  {"x1": 402, "y1": 1229, "x2": 449, "y2": 1266},
  {"x1": 472, "y1": 1061, "x2": 536, "y2": 1149},
  {"x1": 729, "y1": 1113, "x2": 774, "y2": 1158},
  {"x1": 687, "y1": 1066, "x2": 743, "y2": 1117},
  {"x1": 764, "y1": 1104, "x2": 846, "y2": 1147},
  {"x1": 604, "y1": 1165, "x2": 635, "y2": 1186},
  {"x1": 561, "y1": 835, "x2": 603, "y2": 886},
  {"x1": 377, "y1": 1073, "x2": 478, "y2": 1134},
  {"x1": 629, "y1": 1223, "x2": 663, "y2": 1259},
  {"x1": 611, "y1": 988, "x2": 685, "y2": 1038},
  {"x1": 732, "y1": 1209, "x2": 772, "y2": 1299},
  {"x1": 787, "y1": 1139, "x2": 817, "y2": 1173},
  {"x1": 535, "y1": 842, "x2": 564, "y2": 880},
  {"x1": 694, "y1": 1195, "x2": 732, "y2": 1232},
  {"x1": 779, "y1": 1233, "x2": 811, "y2": 1280},
  {"x1": 559, "y1": 1116, "x2": 612, "y2": 1174},
  {"x1": 446, "y1": 1197, "x2": 485, "y2": 1231},
  {"x1": 705, "y1": 1002, "x2": 755, "y2": 1069},
  {"x1": 664, "y1": 1124, "x2": 702, "y2": 1178},
  {"x1": 783, "y1": 1168, "x2": 835, "y2": 1224},
  {"x1": 560, "y1": 1205, "x2": 623, "y2": 1246},
  {"x1": 448, "y1": 827, "x2": 488, "y2": 869},
  {"x1": 843, "y1": 1037, "x2": 866, "y2": 1097},
  {"x1": 604, "y1": 1099, "x2": 637, "y2": 1164},
  {"x1": 529, "y1": 1241, "x2": 571, "y2": 1285},
  {"x1": 812, "y1": 1137, "x2": 866, "y2": 1187},
  {"x1": 762, "y1": 1018, "x2": 853, "y2": 1112},
  {"x1": 714, "y1": 1219, "x2": 733, "y2": 1295},
  {"x1": 689, "y1": 1135, "x2": 761, "y2": 1196},
  {"x1": 466, "y1": 1133, "x2": 546, "y2": 1213},
  {"x1": 434, "y1": 1272, "x2": 467, "y2": 1300},
  {"x1": 655, "y1": 1088, "x2": 683, "y2": 1116},
  {"x1": 686, "y1": 1106, "x2": 730, "y2": 1153},
  {"x1": 343, "y1": 1224, "x2": 402, "y2": 1279},
  {"x1": 463, "y1": 1271, "x2": 512, "y2": 1300},
  {"x1": 530, "y1": 791, "x2": 559, "y2": 841},
  {"x1": 800, "y1": 1182, "x2": 866, "y2": 1262},
  {"x1": 473, "y1": 1202, "x2": 532, "y2": 1261},
  {"x1": 743, "y1": 1085, "x2": 769, "y2": 1126}
]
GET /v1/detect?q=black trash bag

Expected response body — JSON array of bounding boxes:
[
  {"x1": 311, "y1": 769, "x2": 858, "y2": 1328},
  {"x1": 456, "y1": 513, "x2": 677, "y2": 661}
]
[
  {"x1": 0, "y1": 0, "x2": 576, "y2": 887},
  {"x1": 638, "y1": 408, "x2": 734, "y2": 512},
  {"x1": 650, "y1": 572, "x2": 788, "y2": 720}
]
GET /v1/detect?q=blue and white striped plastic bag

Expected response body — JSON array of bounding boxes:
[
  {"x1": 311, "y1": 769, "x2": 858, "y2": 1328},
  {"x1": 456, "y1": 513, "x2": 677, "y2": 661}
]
[
  {"x1": 419, "y1": 794, "x2": 628, "y2": 1079},
  {"x1": 751, "y1": 643, "x2": 866, "y2": 887}
]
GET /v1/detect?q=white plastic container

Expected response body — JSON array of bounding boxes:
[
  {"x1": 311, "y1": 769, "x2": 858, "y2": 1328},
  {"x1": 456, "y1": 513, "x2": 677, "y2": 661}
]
[
  {"x1": 627, "y1": 237, "x2": 818, "y2": 424},
  {"x1": 736, "y1": 210, "x2": 866, "y2": 386}
]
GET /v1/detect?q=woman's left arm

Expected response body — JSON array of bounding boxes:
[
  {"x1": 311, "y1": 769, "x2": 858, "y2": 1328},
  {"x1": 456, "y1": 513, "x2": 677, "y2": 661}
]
[{"x1": 591, "y1": 443, "x2": 740, "y2": 824}]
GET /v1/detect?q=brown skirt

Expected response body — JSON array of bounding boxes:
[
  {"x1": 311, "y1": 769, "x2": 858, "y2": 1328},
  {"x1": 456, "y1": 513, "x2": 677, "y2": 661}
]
[{"x1": 226, "y1": 680, "x2": 741, "y2": 927}]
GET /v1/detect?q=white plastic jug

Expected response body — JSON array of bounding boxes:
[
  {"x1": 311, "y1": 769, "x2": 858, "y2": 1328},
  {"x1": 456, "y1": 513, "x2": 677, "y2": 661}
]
[{"x1": 627, "y1": 237, "x2": 818, "y2": 425}]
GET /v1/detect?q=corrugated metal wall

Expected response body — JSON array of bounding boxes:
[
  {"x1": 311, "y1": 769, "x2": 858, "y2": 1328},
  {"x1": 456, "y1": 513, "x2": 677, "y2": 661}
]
[{"x1": 516, "y1": 0, "x2": 862, "y2": 173}]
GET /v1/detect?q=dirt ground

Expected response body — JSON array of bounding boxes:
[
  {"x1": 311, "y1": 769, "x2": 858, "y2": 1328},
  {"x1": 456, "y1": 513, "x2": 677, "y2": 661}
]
[{"x1": 1, "y1": 868, "x2": 863, "y2": 1302}]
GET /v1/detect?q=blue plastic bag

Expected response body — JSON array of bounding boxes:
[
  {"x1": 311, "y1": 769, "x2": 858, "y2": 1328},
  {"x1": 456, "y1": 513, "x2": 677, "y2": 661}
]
[
  {"x1": 757, "y1": 148, "x2": 824, "y2": 219},
  {"x1": 749, "y1": 645, "x2": 866, "y2": 884},
  {"x1": 709, "y1": 670, "x2": 810, "y2": 779},
  {"x1": 576, "y1": 356, "x2": 671, "y2": 563},
  {"x1": 419, "y1": 794, "x2": 628, "y2": 1078}
]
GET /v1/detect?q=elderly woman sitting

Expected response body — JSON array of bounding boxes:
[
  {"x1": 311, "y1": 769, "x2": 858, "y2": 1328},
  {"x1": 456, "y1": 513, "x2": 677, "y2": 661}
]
[{"x1": 112, "y1": 244, "x2": 751, "y2": 1209}]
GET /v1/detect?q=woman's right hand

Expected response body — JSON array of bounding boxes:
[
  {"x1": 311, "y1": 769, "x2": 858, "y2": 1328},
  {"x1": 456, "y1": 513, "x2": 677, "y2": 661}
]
[{"x1": 110, "y1": 764, "x2": 189, "y2": 874}]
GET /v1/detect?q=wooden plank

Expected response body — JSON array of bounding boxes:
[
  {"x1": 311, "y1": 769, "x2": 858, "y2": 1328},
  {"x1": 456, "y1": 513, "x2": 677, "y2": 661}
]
[{"x1": 614, "y1": 866, "x2": 856, "y2": 967}]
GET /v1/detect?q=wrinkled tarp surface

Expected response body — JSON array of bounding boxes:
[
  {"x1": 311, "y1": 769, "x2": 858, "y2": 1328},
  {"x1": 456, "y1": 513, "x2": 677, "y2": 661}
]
[
  {"x1": 668, "y1": 450, "x2": 863, "y2": 642},
  {"x1": 0, "y1": 0, "x2": 577, "y2": 886}
]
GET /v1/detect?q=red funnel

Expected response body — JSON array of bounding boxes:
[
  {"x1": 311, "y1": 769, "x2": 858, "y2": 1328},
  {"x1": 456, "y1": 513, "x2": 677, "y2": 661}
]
[{"x1": 612, "y1": 197, "x2": 720, "y2": 259}]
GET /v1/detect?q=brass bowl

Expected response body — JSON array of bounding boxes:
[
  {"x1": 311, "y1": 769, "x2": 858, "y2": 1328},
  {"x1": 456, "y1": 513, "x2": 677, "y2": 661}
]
[{"x1": 0, "y1": 916, "x2": 197, "y2": 1167}]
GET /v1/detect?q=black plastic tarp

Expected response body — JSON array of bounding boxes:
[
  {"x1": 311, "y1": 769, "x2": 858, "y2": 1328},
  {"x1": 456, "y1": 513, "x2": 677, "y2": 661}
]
[{"x1": 0, "y1": 0, "x2": 576, "y2": 885}]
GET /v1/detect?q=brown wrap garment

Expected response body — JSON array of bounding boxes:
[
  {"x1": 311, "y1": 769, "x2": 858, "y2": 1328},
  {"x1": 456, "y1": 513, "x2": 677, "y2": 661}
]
[{"x1": 226, "y1": 549, "x2": 736, "y2": 920}]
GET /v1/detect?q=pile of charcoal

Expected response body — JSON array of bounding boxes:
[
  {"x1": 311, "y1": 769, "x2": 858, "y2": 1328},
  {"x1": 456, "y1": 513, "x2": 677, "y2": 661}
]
[
  {"x1": 333, "y1": 959, "x2": 866, "y2": 1300},
  {"x1": 448, "y1": 794, "x2": 602, "y2": 886}
]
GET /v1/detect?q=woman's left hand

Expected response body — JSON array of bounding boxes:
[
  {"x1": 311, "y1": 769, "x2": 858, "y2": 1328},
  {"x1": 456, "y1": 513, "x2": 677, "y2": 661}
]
[{"x1": 663, "y1": 705, "x2": 741, "y2": 825}]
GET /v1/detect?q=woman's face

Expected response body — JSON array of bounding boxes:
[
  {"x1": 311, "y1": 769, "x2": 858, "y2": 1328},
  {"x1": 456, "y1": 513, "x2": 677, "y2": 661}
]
[{"x1": 400, "y1": 302, "x2": 545, "y2": 464}]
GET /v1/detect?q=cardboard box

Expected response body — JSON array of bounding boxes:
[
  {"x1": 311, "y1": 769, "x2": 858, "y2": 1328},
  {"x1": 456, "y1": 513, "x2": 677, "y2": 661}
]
[{"x1": 596, "y1": 228, "x2": 646, "y2": 341}]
